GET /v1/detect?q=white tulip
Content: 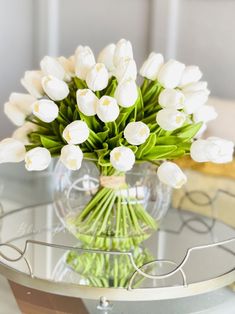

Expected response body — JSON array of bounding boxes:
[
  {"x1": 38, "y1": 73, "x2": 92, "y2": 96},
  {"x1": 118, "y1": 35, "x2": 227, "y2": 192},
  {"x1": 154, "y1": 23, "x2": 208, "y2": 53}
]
[
  {"x1": 58, "y1": 56, "x2": 75, "y2": 81},
  {"x1": 25, "y1": 147, "x2": 51, "y2": 171},
  {"x1": 41, "y1": 75, "x2": 69, "y2": 101},
  {"x1": 124, "y1": 122, "x2": 150, "y2": 145},
  {"x1": 110, "y1": 146, "x2": 135, "y2": 171},
  {"x1": 156, "y1": 109, "x2": 186, "y2": 131},
  {"x1": 193, "y1": 105, "x2": 218, "y2": 123},
  {"x1": 33, "y1": 99, "x2": 58, "y2": 123},
  {"x1": 0, "y1": 138, "x2": 26, "y2": 163},
  {"x1": 158, "y1": 88, "x2": 185, "y2": 109},
  {"x1": 114, "y1": 58, "x2": 137, "y2": 83},
  {"x1": 62, "y1": 120, "x2": 89, "y2": 144},
  {"x1": 190, "y1": 137, "x2": 234, "y2": 164},
  {"x1": 113, "y1": 39, "x2": 133, "y2": 66},
  {"x1": 21, "y1": 71, "x2": 44, "y2": 98},
  {"x1": 4, "y1": 93, "x2": 36, "y2": 126},
  {"x1": 96, "y1": 96, "x2": 119, "y2": 122},
  {"x1": 60, "y1": 144, "x2": 83, "y2": 170},
  {"x1": 139, "y1": 52, "x2": 164, "y2": 80},
  {"x1": 86, "y1": 63, "x2": 109, "y2": 91},
  {"x1": 179, "y1": 66, "x2": 202, "y2": 87},
  {"x1": 157, "y1": 162, "x2": 187, "y2": 189},
  {"x1": 40, "y1": 56, "x2": 66, "y2": 81},
  {"x1": 75, "y1": 45, "x2": 95, "y2": 80},
  {"x1": 97, "y1": 43, "x2": 116, "y2": 71},
  {"x1": 157, "y1": 59, "x2": 185, "y2": 89},
  {"x1": 114, "y1": 79, "x2": 138, "y2": 108},
  {"x1": 181, "y1": 81, "x2": 210, "y2": 95},
  {"x1": 76, "y1": 89, "x2": 98, "y2": 116},
  {"x1": 183, "y1": 90, "x2": 209, "y2": 114},
  {"x1": 12, "y1": 122, "x2": 38, "y2": 144},
  {"x1": 194, "y1": 123, "x2": 207, "y2": 139}
]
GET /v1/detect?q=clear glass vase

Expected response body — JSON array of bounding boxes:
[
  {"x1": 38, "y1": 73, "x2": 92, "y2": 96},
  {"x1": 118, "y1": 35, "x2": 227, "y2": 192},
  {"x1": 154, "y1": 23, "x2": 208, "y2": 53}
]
[{"x1": 53, "y1": 160, "x2": 172, "y2": 251}]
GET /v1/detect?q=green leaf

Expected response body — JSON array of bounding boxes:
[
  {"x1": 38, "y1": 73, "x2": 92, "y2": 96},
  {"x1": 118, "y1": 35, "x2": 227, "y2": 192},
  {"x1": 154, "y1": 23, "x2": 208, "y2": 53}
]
[
  {"x1": 136, "y1": 133, "x2": 156, "y2": 159},
  {"x1": 40, "y1": 135, "x2": 62, "y2": 149},
  {"x1": 155, "y1": 136, "x2": 185, "y2": 145},
  {"x1": 143, "y1": 145, "x2": 177, "y2": 160},
  {"x1": 84, "y1": 152, "x2": 98, "y2": 161},
  {"x1": 73, "y1": 77, "x2": 87, "y2": 89},
  {"x1": 172, "y1": 122, "x2": 203, "y2": 140},
  {"x1": 49, "y1": 146, "x2": 63, "y2": 156},
  {"x1": 136, "y1": 88, "x2": 144, "y2": 120}
]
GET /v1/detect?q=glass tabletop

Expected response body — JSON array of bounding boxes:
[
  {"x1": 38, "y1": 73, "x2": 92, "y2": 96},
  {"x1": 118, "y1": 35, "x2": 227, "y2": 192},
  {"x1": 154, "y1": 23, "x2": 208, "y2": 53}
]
[{"x1": 0, "y1": 164, "x2": 234, "y2": 304}]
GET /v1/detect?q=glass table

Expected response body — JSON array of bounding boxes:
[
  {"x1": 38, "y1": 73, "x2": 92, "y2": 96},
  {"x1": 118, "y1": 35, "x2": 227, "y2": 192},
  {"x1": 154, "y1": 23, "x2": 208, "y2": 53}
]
[{"x1": 0, "y1": 164, "x2": 234, "y2": 313}]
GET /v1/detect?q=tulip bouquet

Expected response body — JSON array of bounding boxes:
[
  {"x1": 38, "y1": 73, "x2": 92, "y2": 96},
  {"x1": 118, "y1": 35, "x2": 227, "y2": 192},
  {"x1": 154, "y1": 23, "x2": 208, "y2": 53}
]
[{"x1": 1, "y1": 39, "x2": 234, "y2": 251}]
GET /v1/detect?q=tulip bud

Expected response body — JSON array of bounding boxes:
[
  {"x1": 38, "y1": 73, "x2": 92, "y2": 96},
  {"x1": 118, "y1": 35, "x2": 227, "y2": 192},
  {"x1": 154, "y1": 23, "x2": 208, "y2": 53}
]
[
  {"x1": 0, "y1": 138, "x2": 26, "y2": 163},
  {"x1": 62, "y1": 120, "x2": 89, "y2": 144},
  {"x1": 110, "y1": 146, "x2": 135, "y2": 171},
  {"x1": 96, "y1": 96, "x2": 119, "y2": 123},
  {"x1": 76, "y1": 89, "x2": 98, "y2": 116},
  {"x1": 97, "y1": 43, "x2": 116, "y2": 72},
  {"x1": 12, "y1": 122, "x2": 38, "y2": 144},
  {"x1": 179, "y1": 66, "x2": 202, "y2": 87},
  {"x1": 157, "y1": 60, "x2": 185, "y2": 88},
  {"x1": 190, "y1": 137, "x2": 234, "y2": 164},
  {"x1": 40, "y1": 56, "x2": 66, "y2": 81},
  {"x1": 124, "y1": 121, "x2": 150, "y2": 145},
  {"x1": 114, "y1": 58, "x2": 137, "y2": 83},
  {"x1": 158, "y1": 88, "x2": 185, "y2": 109},
  {"x1": 4, "y1": 93, "x2": 36, "y2": 126},
  {"x1": 33, "y1": 99, "x2": 59, "y2": 123},
  {"x1": 58, "y1": 56, "x2": 75, "y2": 81},
  {"x1": 156, "y1": 109, "x2": 186, "y2": 131},
  {"x1": 181, "y1": 81, "x2": 210, "y2": 95},
  {"x1": 75, "y1": 45, "x2": 95, "y2": 80},
  {"x1": 139, "y1": 52, "x2": 164, "y2": 80},
  {"x1": 21, "y1": 71, "x2": 44, "y2": 98},
  {"x1": 86, "y1": 63, "x2": 109, "y2": 91},
  {"x1": 25, "y1": 147, "x2": 51, "y2": 171},
  {"x1": 113, "y1": 39, "x2": 133, "y2": 66},
  {"x1": 60, "y1": 144, "x2": 83, "y2": 170},
  {"x1": 41, "y1": 75, "x2": 69, "y2": 101},
  {"x1": 157, "y1": 161, "x2": 187, "y2": 189},
  {"x1": 183, "y1": 90, "x2": 208, "y2": 114},
  {"x1": 193, "y1": 105, "x2": 218, "y2": 123},
  {"x1": 114, "y1": 79, "x2": 138, "y2": 108}
]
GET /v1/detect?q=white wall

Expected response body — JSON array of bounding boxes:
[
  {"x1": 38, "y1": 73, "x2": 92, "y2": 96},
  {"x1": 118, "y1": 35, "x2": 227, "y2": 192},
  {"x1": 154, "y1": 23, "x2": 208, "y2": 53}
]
[{"x1": 0, "y1": 0, "x2": 235, "y2": 139}]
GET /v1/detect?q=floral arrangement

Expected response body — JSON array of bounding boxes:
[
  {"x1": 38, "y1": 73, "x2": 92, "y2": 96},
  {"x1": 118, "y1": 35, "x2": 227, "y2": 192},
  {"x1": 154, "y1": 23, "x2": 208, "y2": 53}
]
[{"x1": 0, "y1": 39, "x2": 234, "y2": 251}]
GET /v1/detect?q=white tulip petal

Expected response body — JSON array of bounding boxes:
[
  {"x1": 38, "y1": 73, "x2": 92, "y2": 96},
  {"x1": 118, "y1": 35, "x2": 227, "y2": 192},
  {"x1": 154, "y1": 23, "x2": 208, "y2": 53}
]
[
  {"x1": 182, "y1": 81, "x2": 210, "y2": 95},
  {"x1": 42, "y1": 75, "x2": 69, "y2": 101},
  {"x1": 124, "y1": 122, "x2": 150, "y2": 145},
  {"x1": 58, "y1": 56, "x2": 75, "y2": 81},
  {"x1": 97, "y1": 43, "x2": 116, "y2": 71},
  {"x1": 193, "y1": 105, "x2": 218, "y2": 123},
  {"x1": 21, "y1": 71, "x2": 44, "y2": 98},
  {"x1": 179, "y1": 66, "x2": 202, "y2": 87},
  {"x1": 40, "y1": 56, "x2": 66, "y2": 80},
  {"x1": 113, "y1": 39, "x2": 133, "y2": 67},
  {"x1": 110, "y1": 146, "x2": 135, "y2": 172},
  {"x1": 157, "y1": 162, "x2": 187, "y2": 189},
  {"x1": 4, "y1": 93, "x2": 36, "y2": 126},
  {"x1": 139, "y1": 52, "x2": 164, "y2": 80},
  {"x1": 159, "y1": 88, "x2": 185, "y2": 109},
  {"x1": 75, "y1": 45, "x2": 95, "y2": 80},
  {"x1": 76, "y1": 89, "x2": 98, "y2": 116},
  {"x1": 183, "y1": 90, "x2": 209, "y2": 114},
  {"x1": 114, "y1": 79, "x2": 138, "y2": 108},
  {"x1": 25, "y1": 147, "x2": 51, "y2": 171},
  {"x1": 12, "y1": 122, "x2": 38, "y2": 144},
  {"x1": 156, "y1": 109, "x2": 186, "y2": 131},
  {"x1": 96, "y1": 96, "x2": 119, "y2": 122},
  {"x1": 62, "y1": 121, "x2": 89, "y2": 145},
  {"x1": 60, "y1": 144, "x2": 83, "y2": 170},
  {"x1": 33, "y1": 99, "x2": 58, "y2": 123},
  {"x1": 0, "y1": 138, "x2": 26, "y2": 163},
  {"x1": 157, "y1": 59, "x2": 185, "y2": 89},
  {"x1": 86, "y1": 63, "x2": 109, "y2": 91},
  {"x1": 114, "y1": 58, "x2": 137, "y2": 83}
]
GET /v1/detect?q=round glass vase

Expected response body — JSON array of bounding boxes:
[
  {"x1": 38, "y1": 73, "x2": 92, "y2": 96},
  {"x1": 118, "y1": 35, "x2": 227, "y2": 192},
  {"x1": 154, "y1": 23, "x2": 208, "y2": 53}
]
[{"x1": 53, "y1": 160, "x2": 172, "y2": 251}]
